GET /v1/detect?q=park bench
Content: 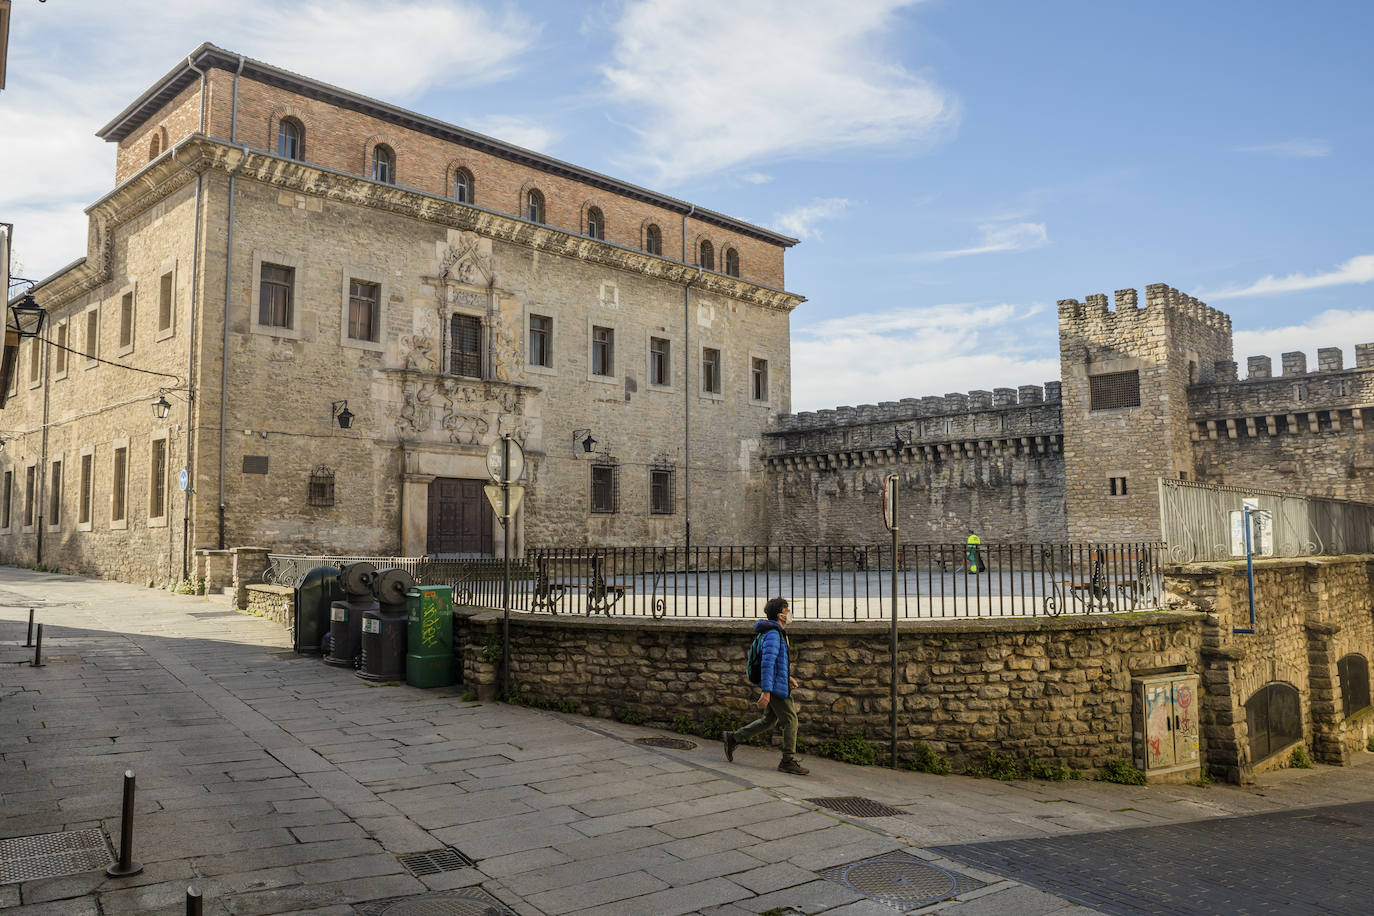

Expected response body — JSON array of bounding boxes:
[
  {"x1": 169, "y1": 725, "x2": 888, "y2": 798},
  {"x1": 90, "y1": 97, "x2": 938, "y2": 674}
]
[{"x1": 1052, "y1": 548, "x2": 1155, "y2": 614}]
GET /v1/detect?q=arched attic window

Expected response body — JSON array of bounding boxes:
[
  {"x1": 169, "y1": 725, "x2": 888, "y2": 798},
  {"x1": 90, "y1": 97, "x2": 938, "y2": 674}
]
[
  {"x1": 372, "y1": 145, "x2": 396, "y2": 184},
  {"x1": 724, "y1": 247, "x2": 740, "y2": 277},
  {"x1": 526, "y1": 188, "x2": 546, "y2": 224},
  {"x1": 278, "y1": 118, "x2": 304, "y2": 160},
  {"x1": 699, "y1": 240, "x2": 714, "y2": 271},
  {"x1": 645, "y1": 224, "x2": 662, "y2": 255},
  {"x1": 586, "y1": 207, "x2": 605, "y2": 240},
  {"x1": 452, "y1": 168, "x2": 474, "y2": 204}
]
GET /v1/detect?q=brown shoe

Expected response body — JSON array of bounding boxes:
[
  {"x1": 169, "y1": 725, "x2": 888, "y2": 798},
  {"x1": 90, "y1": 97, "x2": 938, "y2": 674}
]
[
  {"x1": 723, "y1": 731, "x2": 738, "y2": 763},
  {"x1": 778, "y1": 757, "x2": 809, "y2": 776}
]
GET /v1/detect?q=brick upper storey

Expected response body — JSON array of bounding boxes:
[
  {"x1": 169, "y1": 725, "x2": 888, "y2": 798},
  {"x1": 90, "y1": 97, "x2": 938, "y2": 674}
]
[{"x1": 98, "y1": 43, "x2": 797, "y2": 291}]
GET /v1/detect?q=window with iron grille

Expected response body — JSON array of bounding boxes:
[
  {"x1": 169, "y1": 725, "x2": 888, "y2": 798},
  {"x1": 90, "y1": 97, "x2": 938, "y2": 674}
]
[
  {"x1": 1089, "y1": 370, "x2": 1140, "y2": 410},
  {"x1": 348, "y1": 280, "x2": 379, "y2": 342},
  {"x1": 590, "y1": 464, "x2": 618, "y2": 513},
  {"x1": 258, "y1": 263, "x2": 293, "y2": 329},
  {"x1": 702, "y1": 347, "x2": 721, "y2": 394},
  {"x1": 592, "y1": 325, "x2": 614, "y2": 376},
  {"x1": 529, "y1": 314, "x2": 552, "y2": 368},
  {"x1": 79, "y1": 454, "x2": 93, "y2": 525},
  {"x1": 650, "y1": 337, "x2": 670, "y2": 386},
  {"x1": 308, "y1": 467, "x2": 336, "y2": 507},
  {"x1": 650, "y1": 468, "x2": 675, "y2": 515},
  {"x1": 1339, "y1": 654, "x2": 1371, "y2": 718},
  {"x1": 450, "y1": 313, "x2": 482, "y2": 377},
  {"x1": 149, "y1": 440, "x2": 166, "y2": 519}
]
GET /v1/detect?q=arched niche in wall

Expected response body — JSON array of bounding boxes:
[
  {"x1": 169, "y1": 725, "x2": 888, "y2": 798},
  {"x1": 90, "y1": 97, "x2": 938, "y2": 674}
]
[
  {"x1": 1338, "y1": 654, "x2": 1371, "y2": 718},
  {"x1": 1243, "y1": 681, "x2": 1303, "y2": 763}
]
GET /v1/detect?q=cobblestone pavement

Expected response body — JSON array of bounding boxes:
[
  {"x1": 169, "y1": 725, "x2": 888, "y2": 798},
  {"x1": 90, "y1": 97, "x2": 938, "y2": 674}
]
[
  {"x1": 935, "y1": 801, "x2": 1374, "y2": 915},
  {"x1": 2, "y1": 568, "x2": 1372, "y2": 915}
]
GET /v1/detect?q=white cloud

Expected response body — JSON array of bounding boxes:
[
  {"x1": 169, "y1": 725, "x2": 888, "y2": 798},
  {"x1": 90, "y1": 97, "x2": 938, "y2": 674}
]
[
  {"x1": 738, "y1": 172, "x2": 774, "y2": 185},
  {"x1": 919, "y1": 222, "x2": 1048, "y2": 261},
  {"x1": 789, "y1": 304, "x2": 1058, "y2": 412},
  {"x1": 4, "y1": 1, "x2": 535, "y2": 279},
  {"x1": 1238, "y1": 139, "x2": 1331, "y2": 158},
  {"x1": 601, "y1": 0, "x2": 956, "y2": 183},
  {"x1": 467, "y1": 116, "x2": 557, "y2": 154},
  {"x1": 1232, "y1": 310, "x2": 1374, "y2": 376},
  {"x1": 1204, "y1": 254, "x2": 1374, "y2": 299},
  {"x1": 770, "y1": 198, "x2": 850, "y2": 241}
]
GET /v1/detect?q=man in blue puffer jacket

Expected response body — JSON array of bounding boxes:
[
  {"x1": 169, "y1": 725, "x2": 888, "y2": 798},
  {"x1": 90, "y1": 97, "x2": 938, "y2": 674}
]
[{"x1": 723, "y1": 597, "x2": 809, "y2": 775}]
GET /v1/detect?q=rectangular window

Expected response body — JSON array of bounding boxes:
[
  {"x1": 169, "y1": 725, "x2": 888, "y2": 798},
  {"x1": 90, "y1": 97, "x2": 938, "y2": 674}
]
[
  {"x1": 79, "y1": 454, "x2": 93, "y2": 525},
  {"x1": 1089, "y1": 370, "x2": 1141, "y2": 410},
  {"x1": 54, "y1": 322, "x2": 67, "y2": 376},
  {"x1": 85, "y1": 308, "x2": 99, "y2": 361},
  {"x1": 1109, "y1": 476, "x2": 1128, "y2": 497},
  {"x1": 119, "y1": 292, "x2": 134, "y2": 349},
  {"x1": 590, "y1": 464, "x2": 618, "y2": 513},
  {"x1": 751, "y1": 357, "x2": 769, "y2": 402},
  {"x1": 24, "y1": 466, "x2": 35, "y2": 527},
  {"x1": 48, "y1": 460, "x2": 61, "y2": 527},
  {"x1": 258, "y1": 263, "x2": 294, "y2": 329},
  {"x1": 1, "y1": 470, "x2": 10, "y2": 528},
  {"x1": 28, "y1": 338, "x2": 40, "y2": 384},
  {"x1": 158, "y1": 272, "x2": 174, "y2": 333},
  {"x1": 529, "y1": 314, "x2": 552, "y2": 368},
  {"x1": 649, "y1": 337, "x2": 670, "y2": 386},
  {"x1": 702, "y1": 347, "x2": 721, "y2": 395},
  {"x1": 592, "y1": 326, "x2": 614, "y2": 377},
  {"x1": 449, "y1": 313, "x2": 482, "y2": 377},
  {"x1": 112, "y1": 447, "x2": 127, "y2": 523},
  {"x1": 650, "y1": 468, "x2": 675, "y2": 515},
  {"x1": 149, "y1": 439, "x2": 167, "y2": 519},
  {"x1": 347, "y1": 280, "x2": 379, "y2": 342}
]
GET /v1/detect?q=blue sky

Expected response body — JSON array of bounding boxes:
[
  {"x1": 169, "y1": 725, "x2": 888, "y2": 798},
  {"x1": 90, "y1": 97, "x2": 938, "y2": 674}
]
[{"x1": 4, "y1": 0, "x2": 1372, "y2": 411}]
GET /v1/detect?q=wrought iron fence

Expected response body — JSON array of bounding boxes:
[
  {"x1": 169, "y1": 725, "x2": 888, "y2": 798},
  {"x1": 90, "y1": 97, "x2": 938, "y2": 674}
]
[
  {"x1": 267, "y1": 543, "x2": 1163, "y2": 620},
  {"x1": 520, "y1": 543, "x2": 1163, "y2": 620},
  {"x1": 1159, "y1": 478, "x2": 1374, "y2": 563}
]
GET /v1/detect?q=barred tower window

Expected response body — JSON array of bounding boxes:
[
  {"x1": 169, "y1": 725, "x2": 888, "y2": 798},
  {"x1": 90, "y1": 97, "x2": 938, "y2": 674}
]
[
  {"x1": 1088, "y1": 370, "x2": 1140, "y2": 410},
  {"x1": 308, "y1": 467, "x2": 336, "y2": 507}
]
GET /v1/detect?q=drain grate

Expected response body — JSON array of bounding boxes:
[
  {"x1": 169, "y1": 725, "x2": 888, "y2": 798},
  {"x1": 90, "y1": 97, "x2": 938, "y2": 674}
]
[
  {"x1": 634, "y1": 736, "x2": 699, "y2": 750},
  {"x1": 354, "y1": 888, "x2": 516, "y2": 915},
  {"x1": 818, "y1": 850, "x2": 985, "y2": 910},
  {"x1": 398, "y1": 848, "x2": 476, "y2": 876},
  {"x1": 0, "y1": 828, "x2": 112, "y2": 884},
  {"x1": 808, "y1": 796, "x2": 907, "y2": 818}
]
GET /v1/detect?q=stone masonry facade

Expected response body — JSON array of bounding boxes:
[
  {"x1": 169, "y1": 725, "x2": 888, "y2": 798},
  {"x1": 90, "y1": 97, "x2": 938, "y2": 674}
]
[
  {"x1": 764, "y1": 285, "x2": 1374, "y2": 545},
  {"x1": 0, "y1": 43, "x2": 800, "y2": 584}
]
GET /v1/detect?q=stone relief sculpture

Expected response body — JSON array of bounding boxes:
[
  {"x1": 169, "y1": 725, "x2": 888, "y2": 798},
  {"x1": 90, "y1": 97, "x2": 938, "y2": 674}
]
[
  {"x1": 400, "y1": 334, "x2": 435, "y2": 371},
  {"x1": 444, "y1": 412, "x2": 489, "y2": 445},
  {"x1": 438, "y1": 231, "x2": 494, "y2": 287}
]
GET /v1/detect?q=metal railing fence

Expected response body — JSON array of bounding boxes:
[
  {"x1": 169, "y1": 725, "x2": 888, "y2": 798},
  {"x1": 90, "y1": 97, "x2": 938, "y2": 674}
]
[{"x1": 1159, "y1": 478, "x2": 1374, "y2": 563}]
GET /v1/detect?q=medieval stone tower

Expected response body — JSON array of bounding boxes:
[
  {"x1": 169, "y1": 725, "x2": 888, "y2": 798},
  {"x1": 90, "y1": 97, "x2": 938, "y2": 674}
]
[{"x1": 1058, "y1": 284, "x2": 1233, "y2": 541}]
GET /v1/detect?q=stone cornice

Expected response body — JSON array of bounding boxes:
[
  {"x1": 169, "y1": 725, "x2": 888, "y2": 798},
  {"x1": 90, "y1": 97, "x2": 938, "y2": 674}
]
[{"x1": 47, "y1": 137, "x2": 804, "y2": 315}]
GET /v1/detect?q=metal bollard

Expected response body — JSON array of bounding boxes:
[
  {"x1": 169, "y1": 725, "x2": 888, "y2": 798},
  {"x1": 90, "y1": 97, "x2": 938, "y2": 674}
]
[
  {"x1": 25, "y1": 608, "x2": 34, "y2": 647},
  {"x1": 30, "y1": 623, "x2": 44, "y2": 668},
  {"x1": 106, "y1": 770, "x2": 144, "y2": 877},
  {"x1": 186, "y1": 887, "x2": 203, "y2": 915}
]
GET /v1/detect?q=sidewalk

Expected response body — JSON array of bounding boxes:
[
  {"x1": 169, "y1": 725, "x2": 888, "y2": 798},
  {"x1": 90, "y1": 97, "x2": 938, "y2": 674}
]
[{"x1": 2, "y1": 568, "x2": 1372, "y2": 915}]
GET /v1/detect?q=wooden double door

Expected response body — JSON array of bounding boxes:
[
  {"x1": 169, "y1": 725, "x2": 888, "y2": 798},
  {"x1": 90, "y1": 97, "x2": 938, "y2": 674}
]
[{"x1": 426, "y1": 477, "x2": 493, "y2": 556}]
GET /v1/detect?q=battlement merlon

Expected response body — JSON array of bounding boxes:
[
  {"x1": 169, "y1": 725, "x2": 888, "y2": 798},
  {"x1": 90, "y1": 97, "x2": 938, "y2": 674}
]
[
  {"x1": 1230, "y1": 344, "x2": 1374, "y2": 382},
  {"x1": 770, "y1": 382, "x2": 1062, "y2": 432},
  {"x1": 1057, "y1": 284, "x2": 1232, "y2": 332}
]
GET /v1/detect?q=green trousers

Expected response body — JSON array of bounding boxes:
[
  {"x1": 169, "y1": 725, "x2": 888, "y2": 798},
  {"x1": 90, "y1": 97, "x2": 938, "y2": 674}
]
[{"x1": 734, "y1": 694, "x2": 798, "y2": 756}]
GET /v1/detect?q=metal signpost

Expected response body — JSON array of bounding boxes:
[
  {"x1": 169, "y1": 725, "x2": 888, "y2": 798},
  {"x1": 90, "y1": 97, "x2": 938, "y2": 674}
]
[
  {"x1": 1230, "y1": 497, "x2": 1269, "y2": 635},
  {"x1": 484, "y1": 434, "x2": 525, "y2": 701},
  {"x1": 882, "y1": 473, "x2": 899, "y2": 766}
]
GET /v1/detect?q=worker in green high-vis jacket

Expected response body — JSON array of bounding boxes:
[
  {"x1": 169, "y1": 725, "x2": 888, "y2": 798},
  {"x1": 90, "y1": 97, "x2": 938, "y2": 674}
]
[{"x1": 965, "y1": 531, "x2": 982, "y2": 573}]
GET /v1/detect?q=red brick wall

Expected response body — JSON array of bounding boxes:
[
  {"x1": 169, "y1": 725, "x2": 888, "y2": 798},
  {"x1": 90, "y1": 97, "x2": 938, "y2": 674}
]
[{"x1": 115, "y1": 69, "x2": 788, "y2": 289}]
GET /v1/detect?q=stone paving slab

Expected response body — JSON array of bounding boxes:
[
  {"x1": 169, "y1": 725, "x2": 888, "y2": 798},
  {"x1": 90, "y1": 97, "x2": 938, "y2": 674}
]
[{"x1": 4, "y1": 568, "x2": 1374, "y2": 915}]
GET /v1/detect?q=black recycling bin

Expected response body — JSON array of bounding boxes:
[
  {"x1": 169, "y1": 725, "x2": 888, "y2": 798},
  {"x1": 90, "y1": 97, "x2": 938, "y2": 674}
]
[
  {"x1": 294, "y1": 566, "x2": 341, "y2": 654},
  {"x1": 358, "y1": 568, "x2": 414, "y2": 682},
  {"x1": 325, "y1": 562, "x2": 377, "y2": 669}
]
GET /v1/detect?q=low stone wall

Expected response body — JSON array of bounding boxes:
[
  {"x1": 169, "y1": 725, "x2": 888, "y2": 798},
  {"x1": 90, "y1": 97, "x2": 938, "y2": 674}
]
[
  {"x1": 456, "y1": 608, "x2": 1204, "y2": 774},
  {"x1": 244, "y1": 584, "x2": 294, "y2": 629}
]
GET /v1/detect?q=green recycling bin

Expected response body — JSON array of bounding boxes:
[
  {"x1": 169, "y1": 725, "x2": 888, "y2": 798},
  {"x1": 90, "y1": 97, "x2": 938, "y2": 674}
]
[{"x1": 406, "y1": 585, "x2": 453, "y2": 688}]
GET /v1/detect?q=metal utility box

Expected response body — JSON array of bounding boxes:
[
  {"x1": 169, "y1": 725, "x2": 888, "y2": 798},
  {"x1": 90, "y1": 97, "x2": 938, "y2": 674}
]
[
  {"x1": 1132, "y1": 672, "x2": 1201, "y2": 782},
  {"x1": 294, "y1": 566, "x2": 341, "y2": 654},
  {"x1": 406, "y1": 585, "x2": 454, "y2": 688}
]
